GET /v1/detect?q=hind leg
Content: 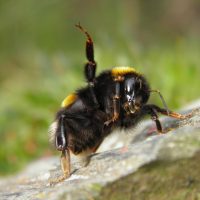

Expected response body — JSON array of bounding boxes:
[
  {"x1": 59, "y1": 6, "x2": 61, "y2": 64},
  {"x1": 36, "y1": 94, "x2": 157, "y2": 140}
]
[
  {"x1": 49, "y1": 108, "x2": 106, "y2": 184},
  {"x1": 49, "y1": 114, "x2": 72, "y2": 184},
  {"x1": 50, "y1": 149, "x2": 71, "y2": 185}
]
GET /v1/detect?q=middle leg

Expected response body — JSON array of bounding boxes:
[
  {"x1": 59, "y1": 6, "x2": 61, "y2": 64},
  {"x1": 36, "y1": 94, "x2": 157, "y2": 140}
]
[
  {"x1": 143, "y1": 104, "x2": 192, "y2": 120},
  {"x1": 104, "y1": 81, "x2": 121, "y2": 126},
  {"x1": 141, "y1": 104, "x2": 192, "y2": 134}
]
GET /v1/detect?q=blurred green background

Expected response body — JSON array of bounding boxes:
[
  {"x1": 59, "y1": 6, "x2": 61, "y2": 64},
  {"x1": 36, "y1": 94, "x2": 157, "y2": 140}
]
[{"x1": 0, "y1": 0, "x2": 199, "y2": 176}]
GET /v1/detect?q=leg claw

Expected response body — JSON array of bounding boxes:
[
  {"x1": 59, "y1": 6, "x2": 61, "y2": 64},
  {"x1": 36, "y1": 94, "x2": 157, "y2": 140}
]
[{"x1": 49, "y1": 173, "x2": 70, "y2": 185}]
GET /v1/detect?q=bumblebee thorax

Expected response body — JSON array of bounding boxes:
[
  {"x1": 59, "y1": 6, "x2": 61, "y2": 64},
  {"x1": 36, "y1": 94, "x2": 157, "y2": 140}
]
[{"x1": 111, "y1": 66, "x2": 139, "y2": 77}]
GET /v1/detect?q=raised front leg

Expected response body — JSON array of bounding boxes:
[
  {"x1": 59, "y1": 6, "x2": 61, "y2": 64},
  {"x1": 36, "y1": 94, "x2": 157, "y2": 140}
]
[{"x1": 76, "y1": 23, "x2": 98, "y2": 106}]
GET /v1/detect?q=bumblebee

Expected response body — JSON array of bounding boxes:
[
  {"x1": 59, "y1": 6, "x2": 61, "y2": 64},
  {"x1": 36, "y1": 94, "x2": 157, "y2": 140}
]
[{"x1": 49, "y1": 24, "x2": 190, "y2": 183}]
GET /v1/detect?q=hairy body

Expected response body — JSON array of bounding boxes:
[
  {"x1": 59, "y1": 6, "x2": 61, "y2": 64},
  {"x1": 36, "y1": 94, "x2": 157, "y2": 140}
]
[{"x1": 49, "y1": 24, "x2": 190, "y2": 184}]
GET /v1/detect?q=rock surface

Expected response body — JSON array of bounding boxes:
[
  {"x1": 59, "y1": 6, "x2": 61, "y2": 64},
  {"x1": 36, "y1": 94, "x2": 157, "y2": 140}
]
[{"x1": 0, "y1": 104, "x2": 200, "y2": 200}]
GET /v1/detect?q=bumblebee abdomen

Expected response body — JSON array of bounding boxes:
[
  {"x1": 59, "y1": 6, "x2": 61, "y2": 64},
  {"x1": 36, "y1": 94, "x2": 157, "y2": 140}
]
[{"x1": 63, "y1": 109, "x2": 108, "y2": 155}]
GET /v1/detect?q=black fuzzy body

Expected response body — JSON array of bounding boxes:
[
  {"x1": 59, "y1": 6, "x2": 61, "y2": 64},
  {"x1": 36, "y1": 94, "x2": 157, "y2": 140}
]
[
  {"x1": 54, "y1": 70, "x2": 150, "y2": 155},
  {"x1": 49, "y1": 25, "x2": 189, "y2": 183}
]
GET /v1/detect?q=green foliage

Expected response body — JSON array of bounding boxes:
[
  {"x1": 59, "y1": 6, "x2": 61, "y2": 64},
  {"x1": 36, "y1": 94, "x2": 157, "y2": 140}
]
[{"x1": 0, "y1": 0, "x2": 199, "y2": 175}]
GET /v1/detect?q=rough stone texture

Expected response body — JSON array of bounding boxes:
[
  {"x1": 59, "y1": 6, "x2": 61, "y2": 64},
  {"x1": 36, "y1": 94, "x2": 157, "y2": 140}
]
[{"x1": 0, "y1": 103, "x2": 200, "y2": 200}]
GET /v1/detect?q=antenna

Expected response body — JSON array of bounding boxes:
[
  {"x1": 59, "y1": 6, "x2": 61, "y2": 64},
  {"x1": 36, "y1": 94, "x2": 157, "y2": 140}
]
[{"x1": 150, "y1": 89, "x2": 170, "y2": 115}]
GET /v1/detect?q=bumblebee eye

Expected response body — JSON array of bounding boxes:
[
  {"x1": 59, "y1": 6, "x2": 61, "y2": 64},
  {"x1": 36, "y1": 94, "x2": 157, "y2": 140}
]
[
  {"x1": 127, "y1": 84, "x2": 131, "y2": 93},
  {"x1": 135, "y1": 78, "x2": 142, "y2": 91},
  {"x1": 124, "y1": 77, "x2": 135, "y2": 94}
]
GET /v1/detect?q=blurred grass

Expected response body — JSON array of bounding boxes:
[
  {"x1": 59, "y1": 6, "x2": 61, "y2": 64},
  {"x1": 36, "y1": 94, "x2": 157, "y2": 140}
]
[{"x1": 0, "y1": 0, "x2": 199, "y2": 175}]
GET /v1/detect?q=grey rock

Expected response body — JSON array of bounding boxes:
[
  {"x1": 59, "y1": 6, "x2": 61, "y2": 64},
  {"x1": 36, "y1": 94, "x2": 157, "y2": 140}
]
[{"x1": 0, "y1": 104, "x2": 200, "y2": 200}]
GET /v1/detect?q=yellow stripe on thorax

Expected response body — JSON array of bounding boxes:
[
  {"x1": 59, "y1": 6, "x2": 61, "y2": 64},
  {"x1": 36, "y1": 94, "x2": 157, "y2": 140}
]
[
  {"x1": 61, "y1": 93, "x2": 77, "y2": 108},
  {"x1": 111, "y1": 66, "x2": 138, "y2": 77}
]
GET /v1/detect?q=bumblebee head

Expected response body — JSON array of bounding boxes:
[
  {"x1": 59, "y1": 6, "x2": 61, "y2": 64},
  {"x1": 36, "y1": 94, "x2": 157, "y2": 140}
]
[{"x1": 123, "y1": 75, "x2": 150, "y2": 114}]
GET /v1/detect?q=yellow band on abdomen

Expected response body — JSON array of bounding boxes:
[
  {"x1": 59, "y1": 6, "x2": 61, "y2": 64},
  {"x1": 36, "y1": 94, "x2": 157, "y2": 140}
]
[{"x1": 61, "y1": 93, "x2": 77, "y2": 108}]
